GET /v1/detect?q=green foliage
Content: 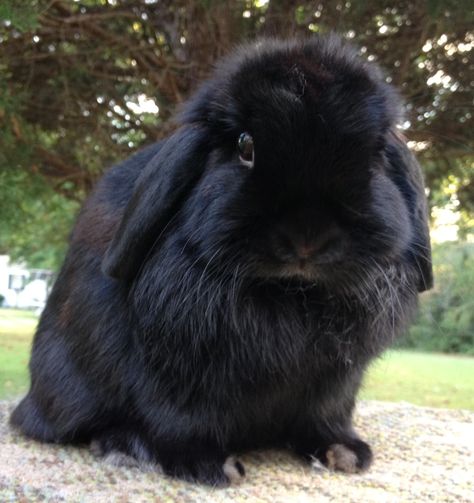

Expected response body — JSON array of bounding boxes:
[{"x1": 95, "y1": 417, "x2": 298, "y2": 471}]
[
  {"x1": 0, "y1": 0, "x2": 39, "y2": 32},
  {"x1": 399, "y1": 242, "x2": 474, "y2": 354},
  {"x1": 0, "y1": 169, "x2": 79, "y2": 270}
]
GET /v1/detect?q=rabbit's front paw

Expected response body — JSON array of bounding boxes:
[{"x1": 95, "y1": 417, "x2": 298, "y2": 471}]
[
  {"x1": 323, "y1": 440, "x2": 372, "y2": 473},
  {"x1": 222, "y1": 456, "x2": 246, "y2": 483},
  {"x1": 161, "y1": 452, "x2": 245, "y2": 486}
]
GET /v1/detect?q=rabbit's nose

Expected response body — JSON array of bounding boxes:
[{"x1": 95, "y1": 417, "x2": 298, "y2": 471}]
[
  {"x1": 272, "y1": 220, "x2": 345, "y2": 263},
  {"x1": 296, "y1": 242, "x2": 319, "y2": 259},
  {"x1": 295, "y1": 227, "x2": 345, "y2": 260}
]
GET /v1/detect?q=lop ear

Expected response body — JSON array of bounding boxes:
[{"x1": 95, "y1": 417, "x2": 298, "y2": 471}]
[
  {"x1": 385, "y1": 131, "x2": 433, "y2": 292},
  {"x1": 102, "y1": 126, "x2": 209, "y2": 281}
]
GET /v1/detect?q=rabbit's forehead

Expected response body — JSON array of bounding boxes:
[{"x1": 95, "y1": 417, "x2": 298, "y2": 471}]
[
  {"x1": 229, "y1": 58, "x2": 331, "y2": 116},
  {"x1": 224, "y1": 61, "x2": 378, "y2": 144}
]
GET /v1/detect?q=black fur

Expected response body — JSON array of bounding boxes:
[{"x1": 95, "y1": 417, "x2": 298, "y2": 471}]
[{"x1": 11, "y1": 35, "x2": 432, "y2": 486}]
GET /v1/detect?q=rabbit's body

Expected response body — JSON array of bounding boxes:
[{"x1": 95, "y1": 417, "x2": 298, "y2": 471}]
[{"x1": 11, "y1": 36, "x2": 432, "y2": 485}]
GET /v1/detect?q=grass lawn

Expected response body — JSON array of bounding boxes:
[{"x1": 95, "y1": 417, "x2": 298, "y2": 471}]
[
  {"x1": 1, "y1": 308, "x2": 473, "y2": 409},
  {"x1": 0, "y1": 308, "x2": 37, "y2": 399},
  {"x1": 360, "y1": 350, "x2": 474, "y2": 410}
]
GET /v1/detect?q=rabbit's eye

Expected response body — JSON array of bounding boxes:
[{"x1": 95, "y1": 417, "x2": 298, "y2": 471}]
[{"x1": 238, "y1": 132, "x2": 254, "y2": 168}]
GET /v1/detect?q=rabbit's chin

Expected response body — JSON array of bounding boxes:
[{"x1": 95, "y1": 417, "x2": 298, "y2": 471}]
[
  {"x1": 253, "y1": 258, "x2": 374, "y2": 292},
  {"x1": 254, "y1": 260, "x2": 328, "y2": 284}
]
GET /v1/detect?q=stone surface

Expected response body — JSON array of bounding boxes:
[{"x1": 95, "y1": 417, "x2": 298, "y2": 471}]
[{"x1": 1, "y1": 400, "x2": 473, "y2": 502}]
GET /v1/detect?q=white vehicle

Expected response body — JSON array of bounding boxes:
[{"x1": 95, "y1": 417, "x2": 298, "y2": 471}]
[{"x1": 0, "y1": 255, "x2": 53, "y2": 311}]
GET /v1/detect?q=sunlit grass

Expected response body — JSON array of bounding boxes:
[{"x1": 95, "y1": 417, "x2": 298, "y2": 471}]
[
  {"x1": 1, "y1": 308, "x2": 473, "y2": 409},
  {"x1": 0, "y1": 308, "x2": 37, "y2": 399},
  {"x1": 361, "y1": 350, "x2": 474, "y2": 410}
]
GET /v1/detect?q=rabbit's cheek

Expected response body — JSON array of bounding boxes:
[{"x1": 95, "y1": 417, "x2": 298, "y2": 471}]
[{"x1": 73, "y1": 202, "x2": 121, "y2": 255}]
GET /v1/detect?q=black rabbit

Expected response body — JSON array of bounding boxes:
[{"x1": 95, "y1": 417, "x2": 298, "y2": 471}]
[{"x1": 11, "y1": 35, "x2": 432, "y2": 486}]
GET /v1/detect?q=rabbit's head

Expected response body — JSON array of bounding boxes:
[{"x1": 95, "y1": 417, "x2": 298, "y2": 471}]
[{"x1": 102, "y1": 36, "x2": 432, "y2": 294}]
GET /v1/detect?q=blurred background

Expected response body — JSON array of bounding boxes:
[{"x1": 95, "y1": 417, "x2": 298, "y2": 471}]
[{"x1": 0, "y1": 1, "x2": 472, "y2": 408}]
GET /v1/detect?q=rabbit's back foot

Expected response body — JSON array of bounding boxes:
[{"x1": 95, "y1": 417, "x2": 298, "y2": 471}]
[
  {"x1": 91, "y1": 427, "x2": 155, "y2": 467},
  {"x1": 10, "y1": 393, "x2": 57, "y2": 442},
  {"x1": 91, "y1": 443, "x2": 159, "y2": 472}
]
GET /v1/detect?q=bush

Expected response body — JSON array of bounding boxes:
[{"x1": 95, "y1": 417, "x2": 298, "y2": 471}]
[{"x1": 397, "y1": 241, "x2": 474, "y2": 355}]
